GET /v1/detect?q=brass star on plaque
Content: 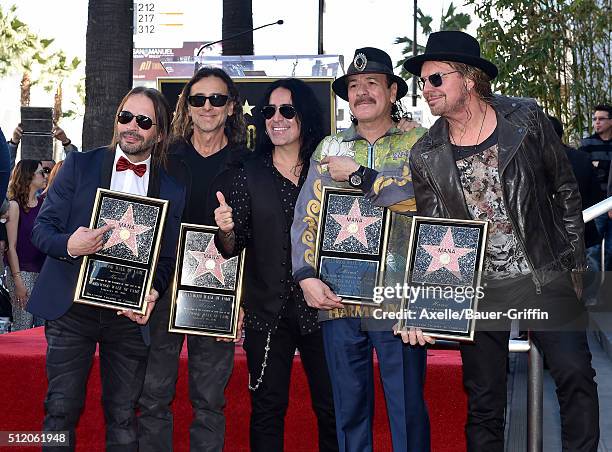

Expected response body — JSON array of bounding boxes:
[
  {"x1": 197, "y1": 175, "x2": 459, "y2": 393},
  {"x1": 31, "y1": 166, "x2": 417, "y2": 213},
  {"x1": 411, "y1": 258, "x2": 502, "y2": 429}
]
[{"x1": 242, "y1": 99, "x2": 255, "y2": 116}]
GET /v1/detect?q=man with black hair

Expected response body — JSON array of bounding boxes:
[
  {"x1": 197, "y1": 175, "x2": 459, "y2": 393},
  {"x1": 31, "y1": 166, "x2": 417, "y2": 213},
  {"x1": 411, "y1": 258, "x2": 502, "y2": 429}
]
[
  {"x1": 292, "y1": 47, "x2": 431, "y2": 452},
  {"x1": 580, "y1": 104, "x2": 612, "y2": 271}
]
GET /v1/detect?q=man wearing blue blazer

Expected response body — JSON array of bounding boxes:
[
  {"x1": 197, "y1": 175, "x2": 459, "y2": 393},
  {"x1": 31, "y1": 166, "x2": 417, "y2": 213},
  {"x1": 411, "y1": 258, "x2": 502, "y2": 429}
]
[{"x1": 27, "y1": 86, "x2": 186, "y2": 452}]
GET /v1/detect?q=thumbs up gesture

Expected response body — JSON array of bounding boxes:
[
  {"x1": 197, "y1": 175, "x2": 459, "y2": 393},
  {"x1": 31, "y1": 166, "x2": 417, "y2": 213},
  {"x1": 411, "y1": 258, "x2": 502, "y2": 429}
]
[{"x1": 214, "y1": 191, "x2": 234, "y2": 233}]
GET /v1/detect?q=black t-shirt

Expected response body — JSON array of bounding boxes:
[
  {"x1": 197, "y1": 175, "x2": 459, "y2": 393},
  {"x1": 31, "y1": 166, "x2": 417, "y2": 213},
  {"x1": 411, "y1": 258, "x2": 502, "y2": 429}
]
[
  {"x1": 183, "y1": 144, "x2": 231, "y2": 226},
  {"x1": 451, "y1": 127, "x2": 499, "y2": 160}
]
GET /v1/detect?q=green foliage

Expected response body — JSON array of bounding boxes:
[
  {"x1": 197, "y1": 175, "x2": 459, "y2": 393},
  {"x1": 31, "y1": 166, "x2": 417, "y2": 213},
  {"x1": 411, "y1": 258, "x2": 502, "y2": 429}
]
[
  {"x1": 417, "y1": 9, "x2": 433, "y2": 35},
  {"x1": 395, "y1": 3, "x2": 472, "y2": 79},
  {"x1": 440, "y1": 3, "x2": 471, "y2": 31},
  {"x1": 465, "y1": 0, "x2": 611, "y2": 143},
  {"x1": 0, "y1": 3, "x2": 81, "y2": 96}
]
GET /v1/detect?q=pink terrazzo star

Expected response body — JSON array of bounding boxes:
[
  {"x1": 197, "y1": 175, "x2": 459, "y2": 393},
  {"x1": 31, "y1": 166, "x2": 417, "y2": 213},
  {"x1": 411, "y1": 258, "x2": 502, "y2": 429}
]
[
  {"x1": 101, "y1": 205, "x2": 152, "y2": 258},
  {"x1": 421, "y1": 227, "x2": 474, "y2": 278},
  {"x1": 330, "y1": 199, "x2": 381, "y2": 248},
  {"x1": 188, "y1": 239, "x2": 227, "y2": 285}
]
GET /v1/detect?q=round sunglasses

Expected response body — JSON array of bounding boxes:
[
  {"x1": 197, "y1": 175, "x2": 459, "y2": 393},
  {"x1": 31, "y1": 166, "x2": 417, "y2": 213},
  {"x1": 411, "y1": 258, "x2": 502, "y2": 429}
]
[
  {"x1": 261, "y1": 104, "x2": 297, "y2": 120},
  {"x1": 188, "y1": 94, "x2": 229, "y2": 108},
  {"x1": 117, "y1": 110, "x2": 156, "y2": 130},
  {"x1": 417, "y1": 70, "x2": 460, "y2": 90}
]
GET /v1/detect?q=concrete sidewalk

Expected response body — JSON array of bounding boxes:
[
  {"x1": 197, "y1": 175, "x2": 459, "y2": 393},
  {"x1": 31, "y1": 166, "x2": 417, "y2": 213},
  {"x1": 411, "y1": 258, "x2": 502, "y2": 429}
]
[{"x1": 505, "y1": 328, "x2": 611, "y2": 451}]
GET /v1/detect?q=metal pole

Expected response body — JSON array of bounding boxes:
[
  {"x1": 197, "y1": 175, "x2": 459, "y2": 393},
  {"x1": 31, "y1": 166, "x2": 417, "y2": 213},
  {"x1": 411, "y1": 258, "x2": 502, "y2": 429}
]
[
  {"x1": 527, "y1": 338, "x2": 544, "y2": 452},
  {"x1": 412, "y1": 0, "x2": 418, "y2": 106},
  {"x1": 318, "y1": 0, "x2": 324, "y2": 55}
]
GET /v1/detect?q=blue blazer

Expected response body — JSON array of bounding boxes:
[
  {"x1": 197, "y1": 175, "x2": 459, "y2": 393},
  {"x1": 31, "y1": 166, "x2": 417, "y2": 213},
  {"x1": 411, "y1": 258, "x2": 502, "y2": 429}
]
[{"x1": 27, "y1": 147, "x2": 185, "y2": 323}]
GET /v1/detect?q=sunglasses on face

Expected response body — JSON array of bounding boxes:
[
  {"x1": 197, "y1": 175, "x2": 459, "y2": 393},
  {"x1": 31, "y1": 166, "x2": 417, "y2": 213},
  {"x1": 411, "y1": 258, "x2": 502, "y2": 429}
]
[
  {"x1": 261, "y1": 104, "x2": 297, "y2": 120},
  {"x1": 117, "y1": 110, "x2": 156, "y2": 130},
  {"x1": 35, "y1": 169, "x2": 48, "y2": 177},
  {"x1": 417, "y1": 70, "x2": 460, "y2": 90},
  {"x1": 42, "y1": 167, "x2": 52, "y2": 174},
  {"x1": 187, "y1": 94, "x2": 229, "y2": 108}
]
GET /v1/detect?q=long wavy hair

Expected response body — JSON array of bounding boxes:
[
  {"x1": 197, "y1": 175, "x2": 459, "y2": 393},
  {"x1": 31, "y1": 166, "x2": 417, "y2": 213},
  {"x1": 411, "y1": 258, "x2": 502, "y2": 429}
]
[
  {"x1": 171, "y1": 67, "x2": 247, "y2": 146},
  {"x1": 254, "y1": 78, "x2": 325, "y2": 171},
  {"x1": 8, "y1": 159, "x2": 41, "y2": 213},
  {"x1": 110, "y1": 86, "x2": 172, "y2": 169},
  {"x1": 448, "y1": 62, "x2": 494, "y2": 103}
]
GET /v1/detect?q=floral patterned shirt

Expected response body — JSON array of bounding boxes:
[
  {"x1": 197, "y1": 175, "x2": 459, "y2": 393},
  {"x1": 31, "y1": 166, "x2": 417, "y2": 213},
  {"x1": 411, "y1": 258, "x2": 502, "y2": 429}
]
[{"x1": 453, "y1": 129, "x2": 531, "y2": 282}]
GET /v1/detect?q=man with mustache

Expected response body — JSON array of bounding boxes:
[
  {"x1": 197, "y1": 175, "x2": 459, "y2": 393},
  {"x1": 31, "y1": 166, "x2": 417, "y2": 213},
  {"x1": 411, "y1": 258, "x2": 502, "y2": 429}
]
[
  {"x1": 291, "y1": 47, "x2": 432, "y2": 452},
  {"x1": 27, "y1": 87, "x2": 185, "y2": 451},
  {"x1": 404, "y1": 31, "x2": 599, "y2": 451}
]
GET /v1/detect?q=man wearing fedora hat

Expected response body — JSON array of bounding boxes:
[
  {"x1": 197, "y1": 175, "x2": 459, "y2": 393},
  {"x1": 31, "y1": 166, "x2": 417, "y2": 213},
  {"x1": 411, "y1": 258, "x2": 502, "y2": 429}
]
[
  {"x1": 404, "y1": 31, "x2": 599, "y2": 451},
  {"x1": 291, "y1": 47, "x2": 432, "y2": 452}
]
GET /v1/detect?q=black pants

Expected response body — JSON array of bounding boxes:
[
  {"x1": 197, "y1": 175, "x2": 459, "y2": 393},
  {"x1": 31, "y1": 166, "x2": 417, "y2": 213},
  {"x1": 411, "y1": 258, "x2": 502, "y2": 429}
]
[
  {"x1": 244, "y1": 316, "x2": 338, "y2": 452},
  {"x1": 138, "y1": 303, "x2": 234, "y2": 452},
  {"x1": 460, "y1": 275, "x2": 599, "y2": 452},
  {"x1": 43, "y1": 303, "x2": 148, "y2": 452}
]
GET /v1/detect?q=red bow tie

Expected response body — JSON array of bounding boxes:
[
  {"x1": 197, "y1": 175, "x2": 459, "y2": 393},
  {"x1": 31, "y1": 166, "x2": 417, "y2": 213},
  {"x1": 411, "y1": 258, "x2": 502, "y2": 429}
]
[{"x1": 116, "y1": 156, "x2": 147, "y2": 177}]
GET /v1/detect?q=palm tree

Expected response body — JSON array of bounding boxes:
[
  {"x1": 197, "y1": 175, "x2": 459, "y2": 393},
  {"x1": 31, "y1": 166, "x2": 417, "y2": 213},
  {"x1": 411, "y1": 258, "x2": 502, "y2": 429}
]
[
  {"x1": 222, "y1": 0, "x2": 253, "y2": 55},
  {"x1": 82, "y1": 0, "x2": 133, "y2": 150},
  {"x1": 395, "y1": 2, "x2": 471, "y2": 79}
]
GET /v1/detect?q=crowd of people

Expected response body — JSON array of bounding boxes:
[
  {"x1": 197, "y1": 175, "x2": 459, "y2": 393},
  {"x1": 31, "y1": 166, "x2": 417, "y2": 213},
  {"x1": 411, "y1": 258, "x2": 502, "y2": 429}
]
[
  {"x1": 0, "y1": 29, "x2": 610, "y2": 452},
  {"x1": 0, "y1": 124, "x2": 73, "y2": 329}
]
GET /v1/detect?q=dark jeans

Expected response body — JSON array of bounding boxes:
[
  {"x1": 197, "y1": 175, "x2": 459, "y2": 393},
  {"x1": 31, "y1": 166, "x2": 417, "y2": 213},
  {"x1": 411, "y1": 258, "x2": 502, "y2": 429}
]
[
  {"x1": 460, "y1": 275, "x2": 599, "y2": 452},
  {"x1": 244, "y1": 317, "x2": 338, "y2": 452},
  {"x1": 138, "y1": 304, "x2": 234, "y2": 452},
  {"x1": 321, "y1": 318, "x2": 430, "y2": 452},
  {"x1": 43, "y1": 303, "x2": 149, "y2": 452},
  {"x1": 586, "y1": 214, "x2": 612, "y2": 272}
]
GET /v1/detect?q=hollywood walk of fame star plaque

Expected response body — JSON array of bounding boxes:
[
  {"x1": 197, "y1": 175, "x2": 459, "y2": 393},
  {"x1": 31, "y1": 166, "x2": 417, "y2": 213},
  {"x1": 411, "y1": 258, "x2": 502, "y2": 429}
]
[
  {"x1": 74, "y1": 189, "x2": 168, "y2": 314},
  {"x1": 169, "y1": 224, "x2": 245, "y2": 339},
  {"x1": 398, "y1": 217, "x2": 488, "y2": 341},
  {"x1": 315, "y1": 187, "x2": 391, "y2": 306}
]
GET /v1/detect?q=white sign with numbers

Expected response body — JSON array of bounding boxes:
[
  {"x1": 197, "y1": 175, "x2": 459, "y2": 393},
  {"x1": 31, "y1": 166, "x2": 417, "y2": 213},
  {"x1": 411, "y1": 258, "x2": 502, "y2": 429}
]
[{"x1": 133, "y1": 0, "x2": 185, "y2": 48}]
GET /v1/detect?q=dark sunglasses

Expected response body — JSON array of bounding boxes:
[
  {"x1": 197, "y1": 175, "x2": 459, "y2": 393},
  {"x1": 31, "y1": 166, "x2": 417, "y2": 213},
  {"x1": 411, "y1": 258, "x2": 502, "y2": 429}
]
[
  {"x1": 35, "y1": 169, "x2": 49, "y2": 177},
  {"x1": 417, "y1": 70, "x2": 460, "y2": 90},
  {"x1": 187, "y1": 94, "x2": 229, "y2": 108},
  {"x1": 117, "y1": 111, "x2": 156, "y2": 130},
  {"x1": 261, "y1": 104, "x2": 297, "y2": 120},
  {"x1": 42, "y1": 167, "x2": 52, "y2": 174}
]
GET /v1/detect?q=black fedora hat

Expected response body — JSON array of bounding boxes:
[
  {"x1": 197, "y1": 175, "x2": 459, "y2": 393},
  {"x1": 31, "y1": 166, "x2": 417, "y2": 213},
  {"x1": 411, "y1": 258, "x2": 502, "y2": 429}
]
[
  {"x1": 332, "y1": 47, "x2": 408, "y2": 101},
  {"x1": 403, "y1": 31, "x2": 498, "y2": 80}
]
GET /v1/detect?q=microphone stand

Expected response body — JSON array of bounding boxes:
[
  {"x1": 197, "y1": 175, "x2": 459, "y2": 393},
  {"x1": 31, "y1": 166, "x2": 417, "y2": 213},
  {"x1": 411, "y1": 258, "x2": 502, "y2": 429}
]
[{"x1": 194, "y1": 19, "x2": 284, "y2": 73}]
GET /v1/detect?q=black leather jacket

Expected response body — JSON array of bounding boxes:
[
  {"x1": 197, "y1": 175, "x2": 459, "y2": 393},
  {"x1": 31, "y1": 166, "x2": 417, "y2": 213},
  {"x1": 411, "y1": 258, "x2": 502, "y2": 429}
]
[{"x1": 409, "y1": 95, "x2": 585, "y2": 290}]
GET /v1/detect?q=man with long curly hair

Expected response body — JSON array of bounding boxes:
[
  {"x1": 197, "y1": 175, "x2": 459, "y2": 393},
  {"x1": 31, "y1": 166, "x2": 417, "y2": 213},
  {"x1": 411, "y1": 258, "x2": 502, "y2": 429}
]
[{"x1": 138, "y1": 67, "x2": 249, "y2": 452}]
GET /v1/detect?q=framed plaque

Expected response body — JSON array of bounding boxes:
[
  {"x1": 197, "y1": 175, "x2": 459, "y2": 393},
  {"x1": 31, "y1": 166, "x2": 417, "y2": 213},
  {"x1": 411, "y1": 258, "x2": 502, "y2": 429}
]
[
  {"x1": 315, "y1": 187, "x2": 391, "y2": 306},
  {"x1": 399, "y1": 217, "x2": 488, "y2": 341},
  {"x1": 169, "y1": 224, "x2": 245, "y2": 339},
  {"x1": 74, "y1": 189, "x2": 168, "y2": 314}
]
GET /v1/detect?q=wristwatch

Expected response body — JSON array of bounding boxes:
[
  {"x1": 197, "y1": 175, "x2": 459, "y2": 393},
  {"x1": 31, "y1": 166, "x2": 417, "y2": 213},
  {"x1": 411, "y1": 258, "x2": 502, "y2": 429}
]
[{"x1": 349, "y1": 165, "x2": 366, "y2": 188}]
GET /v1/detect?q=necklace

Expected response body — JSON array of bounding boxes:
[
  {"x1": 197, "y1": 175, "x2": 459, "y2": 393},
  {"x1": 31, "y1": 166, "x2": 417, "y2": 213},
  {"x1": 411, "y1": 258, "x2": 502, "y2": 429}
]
[{"x1": 450, "y1": 105, "x2": 488, "y2": 149}]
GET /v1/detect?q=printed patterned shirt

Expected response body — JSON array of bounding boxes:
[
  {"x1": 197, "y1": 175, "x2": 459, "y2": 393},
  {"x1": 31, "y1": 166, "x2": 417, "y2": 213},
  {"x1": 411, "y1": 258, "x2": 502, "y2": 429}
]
[
  {"x1": 291, "y1": 124, "x2": 426, "y2": 320},
  {"x1": 229, "y1": 154, "x2": 319, "y2": 334},
  {"x1": 452, "y1": 128, "x2": 531, "y2": 282}
]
